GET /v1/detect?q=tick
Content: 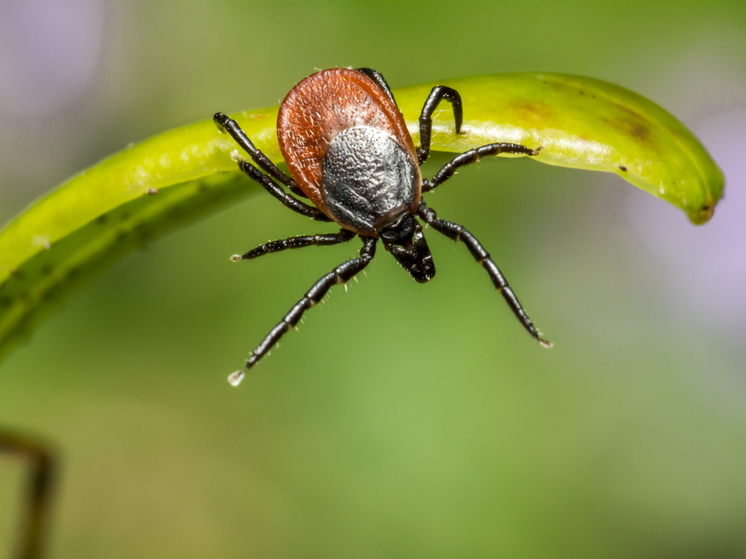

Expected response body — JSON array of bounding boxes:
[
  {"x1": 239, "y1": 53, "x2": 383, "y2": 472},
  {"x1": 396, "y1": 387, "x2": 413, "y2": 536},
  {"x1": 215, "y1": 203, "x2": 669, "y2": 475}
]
[{"x1": 215, "y1": 68, "x2": 551, "y2": 386}]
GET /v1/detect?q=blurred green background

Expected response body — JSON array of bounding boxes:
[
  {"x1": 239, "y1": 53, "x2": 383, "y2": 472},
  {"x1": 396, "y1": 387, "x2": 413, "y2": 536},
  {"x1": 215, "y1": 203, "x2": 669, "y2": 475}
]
[{"x1": 1, "y1": 0, "x2": 746, "y2": 557}]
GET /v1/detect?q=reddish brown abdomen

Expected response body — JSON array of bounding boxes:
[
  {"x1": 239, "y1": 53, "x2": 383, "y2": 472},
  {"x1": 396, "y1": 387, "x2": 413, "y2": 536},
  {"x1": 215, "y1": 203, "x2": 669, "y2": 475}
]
[{"x1": 277, "y1": 68, "x2": 421, "y2": 228}]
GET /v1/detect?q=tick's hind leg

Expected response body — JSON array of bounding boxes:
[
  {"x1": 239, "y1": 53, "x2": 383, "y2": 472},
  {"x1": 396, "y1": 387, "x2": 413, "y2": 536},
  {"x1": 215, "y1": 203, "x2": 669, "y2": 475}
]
[
  {"x1": 237, "y1": 160, "x2": 331, "y2": 222},
  {"x1": 213, "y1": 112, "x2": 306, "y2": 198},
  {"x1": 417, "y1": 86, "x2": 463, "y2": 165},
  {"x1": 423, "y1": 143, "x2": 540, "y2": 193},
  {"x1": 231, "y1": 229, "x2": 356, "y2": 262},
  {"x1": 228, "y1": 236, "x2": 377, "y2": 386},
  {"x1": 0, "y1": 430, "x2": 56, "y2": 559},
  {"x1": 417, "y1": 201, "x2": 551, "y2": 348},
  {"x1": 215, "y1": 112, "x2": 327, "y2": 219}
]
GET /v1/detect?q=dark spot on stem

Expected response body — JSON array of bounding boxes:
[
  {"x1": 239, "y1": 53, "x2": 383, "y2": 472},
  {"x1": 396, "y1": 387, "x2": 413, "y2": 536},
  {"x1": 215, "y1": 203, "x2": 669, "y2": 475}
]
[
  {"x1": 617, "y1": 165, "x2": 628, "y2": 172},
  {"x1": 511, "y1": 101, "x2": 552, "y2": 122},
  {"x1": 629, "y1": 123, "x2": 649, "y2": 140}
]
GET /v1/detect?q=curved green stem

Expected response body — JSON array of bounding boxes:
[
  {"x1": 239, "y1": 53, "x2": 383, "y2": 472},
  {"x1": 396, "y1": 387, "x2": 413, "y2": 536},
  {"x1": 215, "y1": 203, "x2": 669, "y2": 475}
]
[{"x1": 0, "y1": 72, "x2": 724, "y2": 360}]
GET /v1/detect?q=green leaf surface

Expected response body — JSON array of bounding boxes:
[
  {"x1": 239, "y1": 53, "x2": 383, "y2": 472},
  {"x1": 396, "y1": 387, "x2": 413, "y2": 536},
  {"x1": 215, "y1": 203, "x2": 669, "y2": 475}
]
[{"x1": 0, "y1": 72, "x2": 724, "y2": 359}]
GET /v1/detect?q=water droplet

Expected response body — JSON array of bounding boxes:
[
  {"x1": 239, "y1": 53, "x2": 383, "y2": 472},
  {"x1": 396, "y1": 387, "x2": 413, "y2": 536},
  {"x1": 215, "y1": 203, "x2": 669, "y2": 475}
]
[{"x1": 228, "y1": 369, "x2": 246, "y2": 387}]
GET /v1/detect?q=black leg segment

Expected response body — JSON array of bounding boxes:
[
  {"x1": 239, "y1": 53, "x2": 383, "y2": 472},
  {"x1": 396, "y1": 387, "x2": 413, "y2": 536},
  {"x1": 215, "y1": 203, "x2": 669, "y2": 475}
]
[
  {"x1": 355, "y1": 67, "x2": 398, "y2": 108},
  {"x1": 423, "y1": 143, "x2": 541, "y2": 193},
  {"x1": 214, "y1": 112, "x2": 307, "y2": 198},
  {"x1": 232, "y1": 229, "x2": 356, "y2": 261},
  {"x1": 417, "y1": 85, "x2": 463, "y2": 165},
  {"x1": 417, "y1": 201, "x2": 551, "y2": 348},
  {"x1": 228, "y1": 236, "x2": 377, "y2": 386},
  {"x1": 238, "y1": 160, "x2": 331, "y2": 222}
]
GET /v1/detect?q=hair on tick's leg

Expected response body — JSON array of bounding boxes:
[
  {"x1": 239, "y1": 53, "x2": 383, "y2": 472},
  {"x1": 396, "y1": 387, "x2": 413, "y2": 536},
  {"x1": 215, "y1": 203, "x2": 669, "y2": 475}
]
[
  {"x1": 230, "y1": 229, "x2": 356, "y2": 262},
  {"x1": 236, "y1": 160, "x2": 331, "y2": 222},
  {"x1": 214, "y1": 112, "x2": 308, "y2": 199},
  {"x1": 417, "y1": 85, "x2": 463, "y2": 165},
  {"x1": 417, "y1": 201, "x2": 551, "y2": 348},
  {"x1": 228, "y1": 236, "x2": 377, "y2": 386},
  {"x1": 214, "y1": 112, "x2": 308, "y2": 198},
  {"x1": 423, "y1": 143, "x2": 541, "y2": 193}
]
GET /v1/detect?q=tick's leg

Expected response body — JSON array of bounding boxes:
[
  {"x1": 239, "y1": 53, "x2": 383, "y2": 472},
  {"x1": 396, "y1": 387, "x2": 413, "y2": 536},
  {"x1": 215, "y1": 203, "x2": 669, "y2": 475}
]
[
  {"x1": 417, "y1": 201, "x2": 551, "y2": 348},
  {"x1": 417, "y1": 86, "x2": 463, "y2": 165},
  {"x1": 213, "y1": 112, "x2": 307, "y2": 198},
  {"x1": 422, "y1": 143, "x2": 540, "y2": 193},
  {"x1": 238, "y1": 160, "x2": 331, "y2": 222},
  {"x1": 355, "y1": 68, "x2": 398, "y2": 107},
  {"x1": 0, "y1": 431, "x2": 56, "y2": 559},
  {"x1": 231, "y1": 229, "x2": 356, "y2": 262},
  {"x1": 228, "y1": 236, "x2": 377, "y2": 386}
]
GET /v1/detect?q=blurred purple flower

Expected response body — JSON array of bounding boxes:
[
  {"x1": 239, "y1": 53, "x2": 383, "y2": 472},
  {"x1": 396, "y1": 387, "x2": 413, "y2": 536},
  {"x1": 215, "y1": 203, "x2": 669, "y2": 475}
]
[
  {"x1": 0, "y1": 0, "x2": 106, "y2": 117},
  {"x1": 628, "y1": 111, "x2": 746, "y2": 335}
]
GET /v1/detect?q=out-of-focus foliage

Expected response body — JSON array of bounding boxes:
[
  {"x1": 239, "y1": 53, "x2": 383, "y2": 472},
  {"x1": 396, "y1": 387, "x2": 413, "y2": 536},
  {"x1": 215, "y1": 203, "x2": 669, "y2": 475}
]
[{"x1": 1, "y1": 1, "x2": 745, "y2": 558}]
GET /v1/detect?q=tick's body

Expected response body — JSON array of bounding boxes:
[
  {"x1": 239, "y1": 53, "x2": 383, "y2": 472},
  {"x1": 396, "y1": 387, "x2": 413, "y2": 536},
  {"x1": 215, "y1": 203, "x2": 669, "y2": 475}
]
[
  {"x1": 279, "y1": 68, "x2": 421, "y2": 235},
  {"x1": 215, "y1": 68, "x2": 550, "y2": 386}
]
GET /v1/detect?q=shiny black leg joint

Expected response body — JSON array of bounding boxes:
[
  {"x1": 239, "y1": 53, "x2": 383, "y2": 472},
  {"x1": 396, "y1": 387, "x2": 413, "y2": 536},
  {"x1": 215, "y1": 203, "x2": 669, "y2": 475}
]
[
  {"x1": 417, "y1": 201, "x2": 551, "y2": 348},
  {"x1": 355, "y1": 68, "x2": 398, "y2": 108},
  {"x1": 237, "y1": 160, "x2": 331, "y2": 222},
  {"x1": 213, "y1": 112, "x2": 307, "y2": 198},
  {"x1": 234, "y1": 229, "x2": 356, "y2": 261},
  {"x1": 417, "y1": 85, "x2": 463, "y2": 165},
  {"x1": 422, "y1": 143, "x2": 540, "y2": 192},
  {"x1": 228, "y1": 236, "x2": 377, "y2": 386}
]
